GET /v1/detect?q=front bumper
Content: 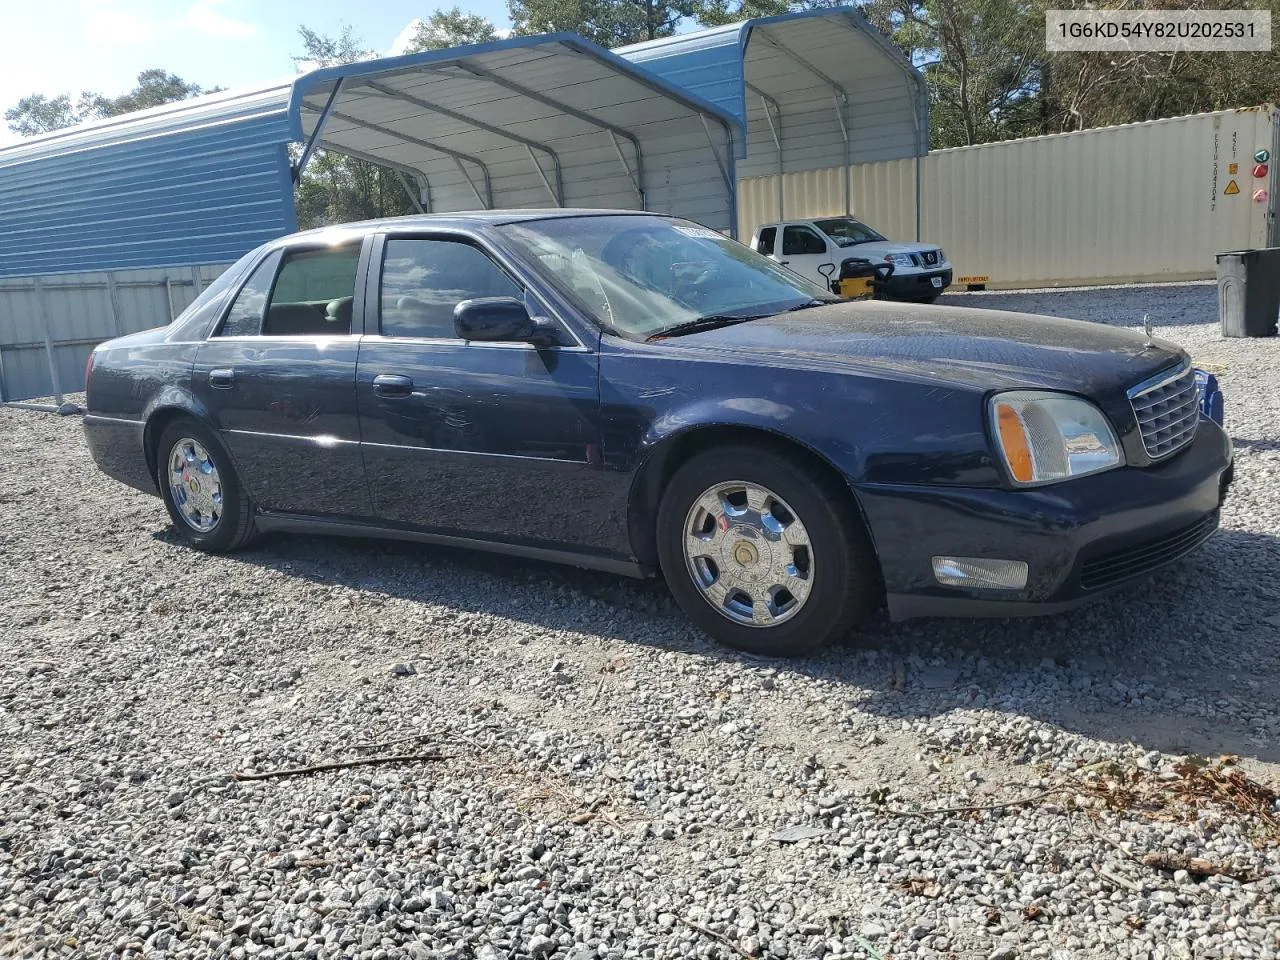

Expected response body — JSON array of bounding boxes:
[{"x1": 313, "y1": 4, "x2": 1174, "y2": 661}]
[
  {"x1": 856, "y1": 420, "x2": 1234, "y2": 620},
  {"x1": 884, "y1": 268, "x2": 952, "y2": 299}
]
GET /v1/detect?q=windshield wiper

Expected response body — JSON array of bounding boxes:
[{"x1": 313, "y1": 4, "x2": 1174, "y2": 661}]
[
  {"x1": 647, "y1": 315, "x2": 759, "y2": 341},
  {"x1": 786, "y1": 299, "x2": 838, "y2": 311}
]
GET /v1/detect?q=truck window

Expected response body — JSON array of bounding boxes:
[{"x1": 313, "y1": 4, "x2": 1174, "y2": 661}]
[
  {"x1": 756, "y1": 227, "x2": 777, "y2": 256},
  {"x1": 782, "y1": 226, "x2": 827, "y2": 256}
]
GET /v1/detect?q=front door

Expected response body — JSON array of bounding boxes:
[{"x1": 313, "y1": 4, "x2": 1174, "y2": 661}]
[
  {"x1": 777, "y1": 224, "x2": 835, "y2": 287},
  {"x1": 356, "y1": 234, "x2": 612, "y2": 552},
  {"x1": 190, "y1": 239, "x2": 371, "y2": 518}
]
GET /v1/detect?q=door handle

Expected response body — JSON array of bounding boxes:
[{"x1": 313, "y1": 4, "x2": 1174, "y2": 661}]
[
  {"x1": 373, "y1": 374, "x2": 414, "y2": 398},
  {"x1": 779, "y1": 260, "x2": 790, "y2": 265},
  {"x1": 209, "y1": 368, "x2": 235, "y2": 389}
]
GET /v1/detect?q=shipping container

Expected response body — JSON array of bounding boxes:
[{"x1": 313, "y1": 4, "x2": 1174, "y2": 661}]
[{"x1": 737, "y1": 105, "x2": 1279, "y2": 289}]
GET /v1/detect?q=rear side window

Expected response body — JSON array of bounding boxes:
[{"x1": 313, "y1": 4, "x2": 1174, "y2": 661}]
[
  {"x1": 782, "y1": 226, "x2": 827, "y2": 256},
  {"x1": 217, "y1": 251, "x2": 281, "y2": 337},
  {"x1": 263, "y1": 246, "x2": 361, "y2": 336},
  {"x1": 217, "y1": 245, "x2": 361, "y2": 337},
  {"x1": 380, "y1": 239, "x2": 521, "y2": 339},
  {"x1": 756, "y1": 227, "x2": 776, "y2": 256}
]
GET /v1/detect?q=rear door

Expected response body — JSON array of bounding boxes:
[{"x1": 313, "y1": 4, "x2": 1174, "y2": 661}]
[
  {"x1": 355, "y1": 232, "x2": 611, "y2": 551},
  {"x1": 778, "y1": 224, "x2": 835, "y2": 287},
  {"x1": 191, "y1": 238, "x2": 371, "y2": 518}
]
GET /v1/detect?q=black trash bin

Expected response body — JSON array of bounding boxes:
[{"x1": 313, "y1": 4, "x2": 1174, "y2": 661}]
[{"x1": 1216, "y1": 248, "x2": 1280, "y2": 338}]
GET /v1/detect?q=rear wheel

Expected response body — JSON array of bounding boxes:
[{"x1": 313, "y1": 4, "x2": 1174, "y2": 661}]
[
  {"x1": 656, "y1": 445, "x2": 881, "y2": 657},
  {"x1": 156, "y1": 418, "x2": 258, "y2": 552}
]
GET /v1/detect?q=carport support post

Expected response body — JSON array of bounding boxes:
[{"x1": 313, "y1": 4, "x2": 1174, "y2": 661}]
[
  {"x1": 294, "y1": 78, "x2": 343, "y2": 184},
  {"x1": 32, "y1": 277, "x2": 63, "y2": 406},
  {"x1": 747, "y1": 82, "x2": 784, "y2": 222},
  {"x1": 395, "y1": 171, "x2": 425, "y2": 213}
]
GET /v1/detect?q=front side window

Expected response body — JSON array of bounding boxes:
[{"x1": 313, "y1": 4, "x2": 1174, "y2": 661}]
[
  {"x1": 813, "y1": 217, "x2": 887, "y2": 248},
  {"x1": 781, "y1": 226, "x2": 827, "y2": 256},
  {"x1": 498, "y1": 215, "x2": 833, "y2": 339},
  {"x1": 380, "y1": 239, "x2": 522, "y2": 339},
  {"x1": 756, "y1": 227, "x2": 777, "y2": 256}
]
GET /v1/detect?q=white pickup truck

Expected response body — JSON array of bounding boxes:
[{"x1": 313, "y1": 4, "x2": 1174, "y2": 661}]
[{"x1": 750, "y1": 217, "x2": 952, "y2": 302}]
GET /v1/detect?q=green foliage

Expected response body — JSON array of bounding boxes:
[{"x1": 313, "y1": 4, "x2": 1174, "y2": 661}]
[
  {"x1": 291, "y1": 24, "x2": 420, "y2": 229},
  {"x1": 4, "y1": 70, "x2": 206, "y2": 137},
  {"x1": 406, "y1": 7, "x2": 500, "y2": 50},
  {"x1": 863, "y1": 0, "x2": 1280, "y2": 148},
  {"x1": 508, "y1": 0, "x2": 702, "y2": 46},
  {"x1": 695, "y1": 0, "x2": 793, "y2": 27}
]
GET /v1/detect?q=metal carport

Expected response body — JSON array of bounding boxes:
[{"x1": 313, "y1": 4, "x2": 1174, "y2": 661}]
[
  {"x1": 618, "y1": 8, "x2": 928, "y2": 234},
  {"x1": 0, "y1": 33, "x2": 742, "y2": 402},
  {"x1": 290, "y1": 34, "x2": 742, "y2": 235}
]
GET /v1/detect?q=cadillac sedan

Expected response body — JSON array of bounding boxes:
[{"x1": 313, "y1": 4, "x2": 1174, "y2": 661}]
[{"x1": 84, "y1": 211, "x2": 1232, "y2": 657}]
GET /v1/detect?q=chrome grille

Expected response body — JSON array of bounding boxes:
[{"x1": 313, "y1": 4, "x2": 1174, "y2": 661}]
[
  {"x1": 1128, "y1": 363, "x2": 1199, "y2": 459},
  {"x1": 922, "y1": 250, "x2": 939, "y2": 266}
]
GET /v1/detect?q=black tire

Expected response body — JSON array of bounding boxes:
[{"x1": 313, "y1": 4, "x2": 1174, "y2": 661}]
[
  {"x1": 918, "y1": 293, "x2": 941, "y2": 304},
  {"x1": 656, "y1": 444, "x2": 881, "y2": 657},
  {"x1": 155, "y1": 418, "x2": 258, "y2": 552}
]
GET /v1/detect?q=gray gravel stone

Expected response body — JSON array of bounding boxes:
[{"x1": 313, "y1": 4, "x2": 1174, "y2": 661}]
[{"x1": 2, "y1": 285, "x2": 1278, "y2": 959}]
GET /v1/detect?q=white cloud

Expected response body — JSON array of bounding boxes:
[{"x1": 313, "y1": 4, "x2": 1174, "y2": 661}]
[
  {"x1": 81, "y1": 2, "x2": 161, "y2": 47},
  {"x1": 185, "y1": 0, "x2": 259, "y2": 40},
  {"x1": 388, "y1": 18, "x2": 424, "y2": 56}
]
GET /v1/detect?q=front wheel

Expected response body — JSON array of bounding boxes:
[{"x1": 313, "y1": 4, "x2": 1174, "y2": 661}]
[
  {"x1": 156, "y1": 418, "x2": 258, "y2": 552},
  {"x1": 656, "y1": 445, "x2": 881, "y2": 657}
]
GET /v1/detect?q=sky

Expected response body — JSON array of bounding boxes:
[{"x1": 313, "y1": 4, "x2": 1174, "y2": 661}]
[{"x1": 0, "y1": 0, "x2": 515, "y2": 145}]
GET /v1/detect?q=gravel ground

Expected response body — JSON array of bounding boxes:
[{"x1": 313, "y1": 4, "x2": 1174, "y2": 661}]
[{"x1": 2, "y1": 281, "x2": 1279, "y2": 960}]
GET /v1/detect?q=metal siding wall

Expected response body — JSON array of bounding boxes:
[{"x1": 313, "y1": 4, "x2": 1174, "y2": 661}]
[
  {"x1": 0, "y1": 112, "x2": 295, "y2": 279},
  {"x1": 0, "y1": 263, "x2": 229, "y2": 401},
  {"x1": 738, "y1": 107, "x2": 1278, "y2": 287}
]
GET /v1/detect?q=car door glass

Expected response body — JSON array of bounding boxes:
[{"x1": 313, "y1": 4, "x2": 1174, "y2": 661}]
[
  {"x1": 380, "y1": 239, "x2": 521, "y2": 339},
  {"x1": 216, "y1": 251, "x2": 281, "y2": 337},
  {"x1": 756, "y1": 227, "x2": 776, "y2": 256},
  {"x1": 262, "y1": 245, "x2": 361, "y2": 336},
  {"x1": 782, "y1": 226, "x2": 827, "y2": 256}
]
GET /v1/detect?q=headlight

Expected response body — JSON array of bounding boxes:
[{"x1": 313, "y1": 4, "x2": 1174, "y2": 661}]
[
  {"x1": 989, "y1": 391, "x2": 1122, "y2": 486},
  {"x1": 936, "y1": 248, "x2": 946, "y2": 262},
  {"x1": 884, "y1": 253, "x2": 915, "y2": 266}
]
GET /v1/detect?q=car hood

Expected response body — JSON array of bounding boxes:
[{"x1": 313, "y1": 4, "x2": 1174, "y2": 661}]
[{"x1": 665, "y1": 301, "x2": 1185, "y2": 394}]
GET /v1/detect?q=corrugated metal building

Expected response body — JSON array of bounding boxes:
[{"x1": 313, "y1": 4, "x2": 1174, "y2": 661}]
[{"x1": 0, "y1": 14, "x2": 926, "y2": 401}]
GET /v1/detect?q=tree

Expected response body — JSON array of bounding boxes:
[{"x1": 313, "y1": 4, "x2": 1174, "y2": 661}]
[
  {"x1": 862, "y1": 0, "x2": 1046, "y2": 148},
  {"x1": 405, "y1": 7, "x2": 500, "y2": 51},
  {"x1": 291, "y1": 24, "x2": 419, "y2": 228},
  {"x1": 695, "y1": 0, "x2": 792, "y2": 27},
  {"x1": 509, "y1": 0, "x2": 703, "y2": 46},
  {"x1": 5, "y1": 70, "x2": 207, "y2": 137}
]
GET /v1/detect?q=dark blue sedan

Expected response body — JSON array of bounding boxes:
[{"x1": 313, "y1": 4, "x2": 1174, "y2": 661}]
[{"x1": 84, "y1": 211, "x2": 1233, "y2": 656}]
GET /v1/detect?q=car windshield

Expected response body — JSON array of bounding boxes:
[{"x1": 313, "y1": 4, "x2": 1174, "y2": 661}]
[
  {"x1": 497, "y1": 215, "x2": 835, "y2": 339},
  {"x1": 814, "y1": 218, "x2": 886, "y2": 247}
]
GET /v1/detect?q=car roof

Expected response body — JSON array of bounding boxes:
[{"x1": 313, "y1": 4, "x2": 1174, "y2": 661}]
[{"x1": 282, "y1": 209, "x2": 666, "y2": 244}]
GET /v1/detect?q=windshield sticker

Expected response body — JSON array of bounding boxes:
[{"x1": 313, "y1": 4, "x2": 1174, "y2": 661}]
[{"x1": 673, "y1": 225, "x2": 725, "y2": 241}]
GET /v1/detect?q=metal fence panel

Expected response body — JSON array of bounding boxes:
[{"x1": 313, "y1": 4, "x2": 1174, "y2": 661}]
[
  {"x1": 0, "y1": 263, "x2": 229, "y2": 402},
  {"x1": 737, "y1": 105, "x2": 1278, "y2": 287}
]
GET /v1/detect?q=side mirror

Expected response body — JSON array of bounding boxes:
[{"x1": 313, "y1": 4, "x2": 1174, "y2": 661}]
[{"x1": 454, "y1": 297, "x2": 560, "y2": 345}]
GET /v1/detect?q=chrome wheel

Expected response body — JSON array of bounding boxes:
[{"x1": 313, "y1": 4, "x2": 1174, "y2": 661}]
[
  {"x1": 167, "y1": 438, "x2": 223, "y2": 532},
  {"x1": 682, "y1": 481, "x2": 814, "y2": 627}
]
